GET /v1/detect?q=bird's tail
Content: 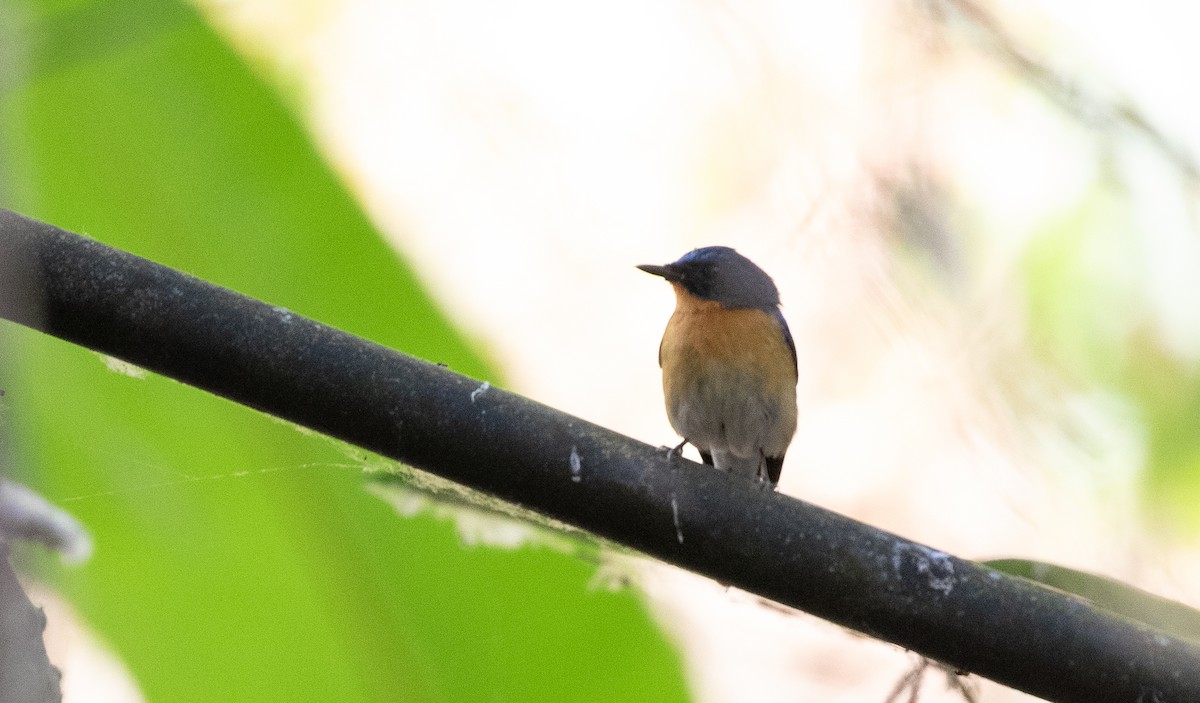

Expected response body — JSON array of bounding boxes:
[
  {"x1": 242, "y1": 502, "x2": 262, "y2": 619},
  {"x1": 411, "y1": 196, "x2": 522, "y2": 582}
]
[{"x1": 710, "y1": 449, "x2": 779, "y2": 486}]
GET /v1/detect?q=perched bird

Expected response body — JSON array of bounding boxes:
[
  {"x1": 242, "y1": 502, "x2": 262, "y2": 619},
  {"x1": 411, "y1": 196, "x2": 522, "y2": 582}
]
[{"x1": 638, "y1": 246, "x2": 797, "y2": 487}]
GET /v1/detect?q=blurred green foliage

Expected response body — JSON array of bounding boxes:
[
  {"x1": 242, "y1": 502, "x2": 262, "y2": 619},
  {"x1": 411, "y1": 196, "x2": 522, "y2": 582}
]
[
  {"x1": 1021, "y1": 186, "x2": 1138, "y2": 387},
  {"x1": 0, "y1": 0, "x2": 688, "y2": 701},
  {"x1": 1125, "y1": 341, "x2": 1200, "y2": 531},
  {"x1": 1020, "y1": 178, "x2": 1200, "y2": 531}
]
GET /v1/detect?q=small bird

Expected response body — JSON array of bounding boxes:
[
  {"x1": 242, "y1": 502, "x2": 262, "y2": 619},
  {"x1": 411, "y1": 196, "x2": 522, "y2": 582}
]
[{"x1": 638, "y1": 246, "x2": 797, "y2": 487}]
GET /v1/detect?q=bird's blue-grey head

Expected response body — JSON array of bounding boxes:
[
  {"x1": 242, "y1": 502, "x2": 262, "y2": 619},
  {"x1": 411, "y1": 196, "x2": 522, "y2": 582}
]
[{"x1": 637, "y1": 246, "x2": 780, "y2": 309}]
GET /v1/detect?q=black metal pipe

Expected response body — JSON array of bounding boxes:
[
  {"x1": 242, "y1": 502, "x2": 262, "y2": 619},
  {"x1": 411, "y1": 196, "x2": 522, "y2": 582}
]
[{"x1": 2, "y1": 208, "x2": 1197, "y2": 702}]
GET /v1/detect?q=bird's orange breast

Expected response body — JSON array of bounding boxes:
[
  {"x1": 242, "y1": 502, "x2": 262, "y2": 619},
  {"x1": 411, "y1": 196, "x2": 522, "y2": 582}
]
[
  {"x1": 660, "y1": 285, "x2": 796, "y2": 383},
  {"x1": 658, "y1": 285, "x2": 798, "y2": 460}
]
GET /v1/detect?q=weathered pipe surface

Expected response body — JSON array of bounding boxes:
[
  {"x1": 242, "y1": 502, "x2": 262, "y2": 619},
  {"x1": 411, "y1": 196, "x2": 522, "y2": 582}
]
[{"x1": 2, "y1": 208, "x2": 1197, "y2": 703}]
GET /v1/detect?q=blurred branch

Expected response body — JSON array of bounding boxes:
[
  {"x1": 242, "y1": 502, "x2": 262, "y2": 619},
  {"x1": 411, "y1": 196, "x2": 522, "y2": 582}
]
[
  {"x1": 0, "y1": 545, "x2": 61, "y2": 703},
  {"x1": 927, "y1": 0, "x2": 1200, "y2": 182},
  {"x1": 0, "y1": 478, "x2": 89, "y2": 701},
  {"x1": 0, "y1": 481, "x2": 92, "y2": 564},
  {"x1": 2, "y1": 208, "x2": 1200, "y2": 703}
]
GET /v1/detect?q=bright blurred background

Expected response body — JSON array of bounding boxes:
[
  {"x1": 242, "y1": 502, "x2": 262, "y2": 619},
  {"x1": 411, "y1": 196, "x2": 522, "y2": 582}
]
[{"x1": 2, "y1": 0, "x2": 1200, "y2": 701}]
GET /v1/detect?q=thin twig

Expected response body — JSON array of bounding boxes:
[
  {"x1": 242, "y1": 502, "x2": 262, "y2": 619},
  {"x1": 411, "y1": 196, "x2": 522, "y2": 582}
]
[{"x1": 927, "y1": 0, "x2": 1199, "y2": 182}]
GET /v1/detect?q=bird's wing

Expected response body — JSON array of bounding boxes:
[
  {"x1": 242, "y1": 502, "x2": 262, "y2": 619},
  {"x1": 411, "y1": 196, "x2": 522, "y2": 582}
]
[{"x1": 771, "y1": 307, "x2": 798, "y2": 378}]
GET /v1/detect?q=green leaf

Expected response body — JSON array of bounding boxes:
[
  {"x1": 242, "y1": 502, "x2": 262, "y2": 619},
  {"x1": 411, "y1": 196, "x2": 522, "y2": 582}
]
[
  {"x1": 0, "y1": 1, "x2": 689, "y2": 701},
  {"x1": 985, "y1": 559, "x2": 1200, "y2": 644}
]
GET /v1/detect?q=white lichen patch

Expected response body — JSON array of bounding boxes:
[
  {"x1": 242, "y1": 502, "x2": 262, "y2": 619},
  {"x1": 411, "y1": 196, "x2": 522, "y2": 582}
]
[
  {"x1": 671, "y1": 495, "x2": 684, "y2": 544},
  {"x1": 271, "y1": 305, "x2": 295, "y2": 323},
  {"x1": 100, "y1": 355, "x2": 148, "y2": 379},
  {"x1": 569, "y1": 445, "x2": 582, "y2": 482},
  {"x1": 891, "y1": 543, "x2": 955, "y2": 596}
]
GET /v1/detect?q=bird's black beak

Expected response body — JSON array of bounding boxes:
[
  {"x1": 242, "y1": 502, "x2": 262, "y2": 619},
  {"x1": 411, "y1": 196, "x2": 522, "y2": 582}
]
[{"x1": 637, "y1": 263, "x2": 679, "y2": 281}]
